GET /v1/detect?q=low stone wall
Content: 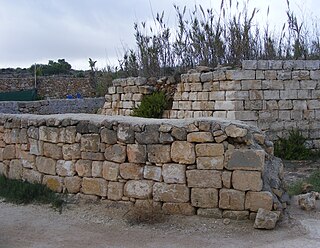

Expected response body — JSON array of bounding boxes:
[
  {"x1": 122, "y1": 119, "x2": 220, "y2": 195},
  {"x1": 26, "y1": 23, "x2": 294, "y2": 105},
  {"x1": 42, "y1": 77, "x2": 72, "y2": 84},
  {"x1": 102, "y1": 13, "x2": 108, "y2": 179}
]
[
  {"x1": 0, "y1": 98, "x2": 105, "y2": 115},
  {"x1": 0, "y1": 114, "x2": 288, "y2": 218}
]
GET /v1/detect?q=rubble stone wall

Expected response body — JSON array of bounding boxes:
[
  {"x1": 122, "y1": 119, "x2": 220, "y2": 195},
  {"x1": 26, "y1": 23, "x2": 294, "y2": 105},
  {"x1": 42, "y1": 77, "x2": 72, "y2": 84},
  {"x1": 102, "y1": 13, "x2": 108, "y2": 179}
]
[
  {"x1": 0, "y1": 113, "x2": 287, "y2": 218},
  {"x1": 102, "y1": 60, "x2": 320, "y2": 148}
]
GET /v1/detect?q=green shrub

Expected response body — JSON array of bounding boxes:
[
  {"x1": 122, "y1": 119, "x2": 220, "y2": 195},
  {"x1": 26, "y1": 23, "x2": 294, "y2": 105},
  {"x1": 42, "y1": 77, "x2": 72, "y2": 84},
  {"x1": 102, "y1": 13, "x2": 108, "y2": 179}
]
[
  {"x1": 287, "y1": 170, "x2": 320, "y2": 196},
  {"x1": 274, "y1": 129, "x2": 313, "y2": 160},
  {"x1": 131, "y1": 91, "x2": 168, "y2": 118},
  {"x1": 0, "y1": 175, "x2": 64, "y2": 211}
]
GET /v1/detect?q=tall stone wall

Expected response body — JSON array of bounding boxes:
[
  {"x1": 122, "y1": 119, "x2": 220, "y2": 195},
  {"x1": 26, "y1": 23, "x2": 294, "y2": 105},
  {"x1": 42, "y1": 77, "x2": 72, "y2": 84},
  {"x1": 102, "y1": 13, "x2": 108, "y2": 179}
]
[
  {"x1": 102, "y1": 60, "x2": 320, "y2": 148},
  {"x1": 0, "y1": 76, "x2": 94, "y2": 99},
  {"x1": 0, "y1": 114, "x2": 287, "y2": 218}
]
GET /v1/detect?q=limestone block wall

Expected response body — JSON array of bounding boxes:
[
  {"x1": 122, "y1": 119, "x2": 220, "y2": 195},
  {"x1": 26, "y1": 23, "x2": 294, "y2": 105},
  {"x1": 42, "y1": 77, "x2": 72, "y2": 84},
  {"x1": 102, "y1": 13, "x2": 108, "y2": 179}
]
[
  {"x1": 0, "y1": 114, "x2": 287, "y2": 218},
  {"x1": 102, "y1": 60, "x2": 320, "y2": 148}
]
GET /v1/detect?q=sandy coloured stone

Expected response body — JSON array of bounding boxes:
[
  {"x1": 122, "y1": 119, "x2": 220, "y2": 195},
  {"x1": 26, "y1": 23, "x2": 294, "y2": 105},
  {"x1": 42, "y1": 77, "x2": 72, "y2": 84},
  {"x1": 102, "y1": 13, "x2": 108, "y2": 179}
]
[
  {"x1": 186, "y1": 170, "x2": 222, "y2": 188},
  {"x1": 56, "y1": 160, "x2": 75, "y2": 177},
  {"x1": 225, "y1": 124, "x2": 247, "y2": 138},
  {"x1": 222, "y1": 210, "x2": 249, "y2": 220},
  {"x1": 75, "y1": 160, "x2": 92, "y2": 177},
  {"x1": 39, "y1": 126, "x2": 60, "y2": 143},
  {"x1": 81, "y1": 134, "x2": 100, "y2": 152},
  {"x1": 102, "y1": 161, "x2": 119, "y2": 181},
  {"x1": 64, "y1": 176, "x2": 82, "y2": 193},
  {"x1": 171, "y1": 141, "x2": 195, "y2": 164},
  {"x1": 124, "y1": 180, "x2": 154, "y2": 199},
  {"x1": 43, "y1": 142, "x2": 62, "y2": 159},
  {"x1": 162, "y1": 203, "x2": 195, "y2": 215},
  {"x1": 245, "y1": 191, "x2": 273, "y2": 211},
  {"x1": 127, "y1": 144, "x2": 146, "y2": 164},
  {"x1": 222, "y1": 171, "x2": 232, "y2": 188},
  {"x1": 143, "y1": 166, "x2": 162, "y2": 181},
  {"x1": 195, "y1": 144, "x2": 224, "y2": 157},
  {"x1": 36, "y1": 156, "x2": 56, "y2": 175},
  {"x1": 191, "y1": 188, "x2": 218, "y2": 208},
  {"x1": 82, "y1": 178, "x2": 108, "y2": 197},
  {"x1": 120, "y1": 163, "x2": 143, "y2": 180},
  {"x1": 153, "y1": 183, "x2": 189, "y2": 203},
  {"x1": 22, "y1": 169, "x2": 42, "y2": 184},
  {"x1": 254, "y1": 208, "x2": 280, "y2": 230},
  {"x1": 226, "y1": 149, "x2": 265, "y2": 171},
  {"x1": 29, "y1": 139, "x2": 43, "y2": 156},
  {"x1": 107, "y1": 181, "x2": 124, "y2": 200},
  {"x1": 162, "y1": 164, "x2": 186, "y2": 184},
  {"x1": 20, "y1": 151, "x2": 36, "y2": 169},
  {"x1": 59, "y1": 126, "x2": 76, "y2": 143},
  {"x1": 92, "y1": 161, "x2": 103, "y2": 177},
  {"x1": 81, "y1": 152, "x2": 105, "y2": 161},
  {"x1": 147, "y1": 145, "x2": 171, "y2": 163},
  {"x1": 197, "y1": 208, "x2": 222, "y2": 218},
  {"x1": 3, "y1": 145, "x2": 16, "y2": 160},
  {"x1": 232, "y1": 170, "x2": 263, "y2": 191},
  {"x1": 43, "y1": 175, "x2": 64, "y2": 193},
  {"x1": 171, "y1": 127, "x2": 187, "y2": 140},
  {"x1": 219, "y1": 189, "x2": 245, "y2": 210},
  {"x1": 8, "y1": 160, "x2": 22, "y2": 180},
  {"x1": 104, "y1": 144, "x2": 126, "y2": 163},
  {"x1": 62, "y1": 144, "x2": 81, "y2": 160},
  {"x1": 187, "y1": 132, "x2": 214, "y2": 142},
  {"x1": 196, "y1": 156, "x2": 224, "y2": 170}
]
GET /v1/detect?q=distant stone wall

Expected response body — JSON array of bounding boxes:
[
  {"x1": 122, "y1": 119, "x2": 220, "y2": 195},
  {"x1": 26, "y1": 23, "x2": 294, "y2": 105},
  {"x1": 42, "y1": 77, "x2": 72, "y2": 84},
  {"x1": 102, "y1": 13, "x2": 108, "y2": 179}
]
[
  {"x1": 0, "y1": 98, "x2": 105, "y2": 114},
  {"x1": 0, "y1": 114, "x2": 287, "y2": 218},
  {"x1": 0, "y1": 76, "x2": 94, "y2": 99},
  {"x1": 102, "y1": 60, "x2": 320, "y2": 148}
]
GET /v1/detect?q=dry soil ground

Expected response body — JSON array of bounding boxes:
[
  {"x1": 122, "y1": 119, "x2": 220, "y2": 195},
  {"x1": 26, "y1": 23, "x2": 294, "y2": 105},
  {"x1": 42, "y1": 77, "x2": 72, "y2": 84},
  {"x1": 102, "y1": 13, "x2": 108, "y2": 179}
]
[{"x1": 1, "y1": 162, "x2": 320, "y2": 248}]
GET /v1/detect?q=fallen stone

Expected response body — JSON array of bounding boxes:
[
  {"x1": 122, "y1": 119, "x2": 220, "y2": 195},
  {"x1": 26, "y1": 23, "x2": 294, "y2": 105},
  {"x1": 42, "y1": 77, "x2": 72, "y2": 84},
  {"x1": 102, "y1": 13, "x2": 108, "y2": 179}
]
[
  {"x1": 298, "y1": 192, "x2": 317, "y2": 211},
  {"x1": 254, "y1": 208, "x2": 280, "y2": 230}
]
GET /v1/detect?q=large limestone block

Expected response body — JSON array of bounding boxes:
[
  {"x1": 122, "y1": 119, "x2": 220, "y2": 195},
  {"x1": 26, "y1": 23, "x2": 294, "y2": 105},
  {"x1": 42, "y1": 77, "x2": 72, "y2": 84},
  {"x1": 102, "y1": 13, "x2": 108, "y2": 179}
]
[
  {"x1": 191, "y1": 188, "x2": 218, "y2": 208},
  {"x1": 120, "y1": 163, "x2": 143, "y2": 180},
  {"x1": 43, "y1": 175, "x2": 64, "y2": 193},
  {"x1": 36, "y1": 156, "x2": 56, "y2": 175},
  {"x1": 186, "y1": 170, "x2": 222, "y2": 188},
  {"x1": 102, "y1": 161, "x2": 119, "y2": 181},
  {"x1": 22, "y1": 169, "x2": 42, "y2": 184},
  {"x1": 20, "y1": 151, "x2": 36, "y2": 169},
  {"x1": 226, "y1": 149, "x2": 265, "y2": 171},
  {"x1": 147, "y1": 145, "x2": 171, "y2": 163},
  {"x1": 100, "y1": 128, "x2": 117, "y2": 144},
  {"x1": 195, "y1": 144, "x2": 224, "y2": 157},
  {"x1": 143, "y1": 165, "x2": 162, "y2": 181},
  {"x1": 187, "y1": 132, "x2": 214, "y2": 142},
  {"x1": 162, "y1": 203, "x2": 195, "y2": 215},
  {"x1": 81, "y1": 134, "x2": 100, "y2": 152},
  {"x1": 27, "y1": 126, "x2": 39, "y2": 139},
  {"x1": 222, "y1": 171, "x2": 232, "y2": 188},
  {"x1": 135, "y1": 125, "x2": 159, "y2": 144},
  {"x1": 117, "y1": 125, "x2": 135, "y2": 143},
  {"x1": 8, "y1": 160, "x2": 22, "y2": 179},
  {"x1": 3, "y1": 145, "x2": 16, "y2": 160},
  {"x1": 124, "y1": 180, "x2": 154, "y2": 199},
  {"x1": 64, "y1": 176, "x2": 81, "y2": 193},
  {"x1": 29, "y1": 139, "x2": 43, "y2": 156},
  {"x1": 127, "y1": 144, "x2": 146, "y2": 163},
  {"x1": 62, "y1": 144, "x2": 81, "y2": 160},
  {"x1": 196, "y1": 156, "x2": 224, "y2": 170},
  {"x1": 245, "y1": 191, "x2": 273, "y2": 211},
  {"x1": 43, "y1": 142, "x2": 63, "y2": 160},
  {"x1": 59, "y1": 126, "x2": 76, "y2": 143},
  {"x1": 107, "y1": 181, "x2": 124, "y2": 200},
  {"x1": 153, "y1": 183, "x2": 189, "y2": 202},
  {"x1": 82, "y1": 178, "x2": 108, "y2": 197},
  {"x1": 232, "y1": 170, "x2": 263, "y2": 191},
  {"x1": 92, "y1": 161, "x2": 103, "y2": 177},
  {"x1": 219, "y1": 189, "x2": 245, "y2": 210},
  {"x1": 39, "y1": 126, "x2": 60, "y2": 143},
  {"x1": 225, "y1": 124, "x2": 247, "y2": 138},
  {"x1": 171, "y1": 141, "x2": 195, "y2": 164},
  {"x1": 162, "y1": 164, "x2": 186, "y2": 184},
  {"x1": 56, "y1": 160, "x2": 75, "y2": 177},
  {"x1": 104, "y1": 144, "x2": 126, "y2": 163},
  {"x1": 254, "y1": 208, "x2": 280, "y2": 230},
  {"x1": 75, "y1": 160, "x2": 92, "y2": 177}
]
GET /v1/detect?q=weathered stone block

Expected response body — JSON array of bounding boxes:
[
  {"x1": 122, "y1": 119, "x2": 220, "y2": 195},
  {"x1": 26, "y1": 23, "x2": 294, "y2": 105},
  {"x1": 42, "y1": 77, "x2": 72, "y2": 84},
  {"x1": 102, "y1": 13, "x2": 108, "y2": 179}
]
[
  {"x1": 104, "y1": 144, "x2": 126, "y2": 163},
  {"x1": 195, "y1": 144, "x2": 224, "y2": 157},
  {"x1": 56, "y1": 160, "x2": 75, "y2": 177},
  {"x1": 222, "y1": 210, "x2": 249, "y2": 220},
  {"x1": 196, "y1": 156, "x2": 224, "y2": 170},
  {"x1": 153, "y1": 183, "x2": 189, "y2": 202},
  {"x1": 75, "y1": 160, "x2": 92, "y2": 177},
  {"x1": 159, "y1": 133, "x2": 174, "y2": 144},
  {"x1": 225, "y1": 124, "x2": 247, "y2": 138},
  {"x1": 36, "y1": 156, "x2": 56, "y2": 175},
  {"x1": 20, "y1": 151, "x2": 36, "y2": 169},
  {"x1": 187, "y1": 132, "x2": 214, "y2": 143},
  {"x1": 171, "y1": 141, "x2": 195, "y2": 164},
  {"x1": 127, "y1": 144, "x2": 146, "y2": 163},
  {"x1": 117, "y1": 125, "x2": 135, "y2": 143},
  {"x1": 147, "y1": 145, "x2": 171, "y2": 163},
  {"x1": 162, "y1": 164, "x2": 186, "y2": 184},
  {"x1": 0, "y1": 162, "x2": 8, "y2": 176},
  {"x1": 219, "y1": 189, "x2": 245, "y2": 210},
  {"x1": 100, "y1": 128, "x2": 117, "y2": 144},
  {"x1": 43, "y1": 175, "x2": 64, "y2": 193},
  {"x1": 124, "y1": 180, "x2": 154, "y2": 199},
  {"x1": 186, "y1": 170, "x2": 221, "y2": 188},
  {"x1": 197, "y1": 208, "x2": 222, "y2": 218},
  {"x1": 22, "y1": 169, "x2": 42, "y2": 184},
  {"x1": 245, "y1": 191, "x2": 273, "y2": 211},
  {"x1": 92, "y1": 161, "x2": 103, "y2": 177},
  {"x1": 191, "y1": 188, "x2": 218, "y2": 208},
  {"x1": 120, "y1": 163, "x2": 143, "y2": 179},
  {"x1": 8, "y1": 160, "x2": 22, "y2": 179},
  {"x1": 39, "y1": 126, "x2": 60, "y2": 143},
  {"x1": 102, "y1": 161, "x2": 119, "y2": 181},
  {"x1": 162, "y1": 203, "x2": 195, "y2": 215},
  {"x1": 232, "y1": 170, "x2": 262, "y2": 191},
  {"x1": 29, "y1": 139, "x2": 43, "y2": 156},
  {"x1": 222, "y1": 171, "x2": 232, "y2": 188},
  {"x1": 43, "y1": 142, "x2": 62, "y2": 159},
  {"x1": 171, "y1": 127, "x2": 187, "y2": 140},
  {"x1": 3, "y1": 145, "x2": 16, "y2": 160},
  {"x1": 254, "y1": 208, "x2": 280, "y2": 229},
  {"x1": 135, "y1": 125, "x2": 159, "y2": 144},
  {"x1": 226, "y1": 149, "x2": 265, "y2": 171},
  {"x1": 107, "y1": 182, "x2": 124, "y2": 200},
  {"x1": 81, "y1": 134, "x2": 100, "y2": 152},
  {"x1": 81, "y1": 152, "x2": 104, "y2": 161},
  {"x1": 27, "y1": 126, "x2": 39, "y2": 139},
  {"x1": 64, "y1": 176, "x2": 81, "y2": 193},
  {"x1": 82, "y1": 178, "x2": 108, "y2": 197},
  {"x1": 143, "y1": 166, "x2": 162, "y2": 181},
  {"x1": 62, "y1": 143, "x2": 81, "y2": 160}
]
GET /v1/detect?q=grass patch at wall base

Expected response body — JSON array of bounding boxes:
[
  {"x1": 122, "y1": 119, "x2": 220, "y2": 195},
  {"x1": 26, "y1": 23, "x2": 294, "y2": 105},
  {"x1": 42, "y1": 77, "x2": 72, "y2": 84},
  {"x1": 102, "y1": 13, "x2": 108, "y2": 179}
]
[
  {"x1": 0, "y1": 175, "x2": 64, "y2": 210},
  {"x1": 287, "y1": 170, "x2": 320, "y2": 196}
]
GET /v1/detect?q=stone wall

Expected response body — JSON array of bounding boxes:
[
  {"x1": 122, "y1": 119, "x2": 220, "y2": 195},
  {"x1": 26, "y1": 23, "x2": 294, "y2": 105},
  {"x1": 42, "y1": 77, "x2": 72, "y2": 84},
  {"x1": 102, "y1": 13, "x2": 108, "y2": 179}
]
[
  {"x1": 102, "y1": 60, "x2": 320, "y2": 148},
  {"x1": 0, "y1": 98, "x2": 105, "y2": 115},
  {"x1": 0, "y1": 76, "x2": 94, "y2": 99},
  {"x1": 0, "y1": 113, "x2": 287, "y2": 218}
]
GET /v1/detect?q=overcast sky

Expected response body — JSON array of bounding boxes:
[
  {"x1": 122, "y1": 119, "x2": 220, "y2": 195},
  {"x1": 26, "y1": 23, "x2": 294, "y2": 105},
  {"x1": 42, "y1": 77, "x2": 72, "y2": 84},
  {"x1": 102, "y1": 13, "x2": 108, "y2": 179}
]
[{"x1": 0, "y1": 0, "x2": 318, "y2": 70}]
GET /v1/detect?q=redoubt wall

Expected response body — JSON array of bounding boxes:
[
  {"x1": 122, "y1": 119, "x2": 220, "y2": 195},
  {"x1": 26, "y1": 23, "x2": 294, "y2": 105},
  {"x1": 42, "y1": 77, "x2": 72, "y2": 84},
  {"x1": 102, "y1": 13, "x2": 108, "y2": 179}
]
[
  {"x1": 0, "y1": 114, "x2": 287, "y2": 218},
  {"x1": 102, "y1": 60, "x2": 320, "y2": 149}
]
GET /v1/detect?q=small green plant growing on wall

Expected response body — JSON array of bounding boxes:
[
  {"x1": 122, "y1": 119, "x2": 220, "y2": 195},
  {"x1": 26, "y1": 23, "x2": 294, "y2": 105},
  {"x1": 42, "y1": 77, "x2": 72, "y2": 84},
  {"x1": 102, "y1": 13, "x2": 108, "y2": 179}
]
[
  {"x1": 131, "y1": 91, "x2": 168, "y2": 118},
  {"x1": 274, "y1": 129, "x2": 313, "y2": 160}
]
